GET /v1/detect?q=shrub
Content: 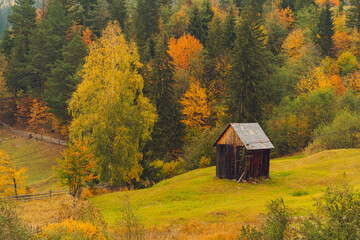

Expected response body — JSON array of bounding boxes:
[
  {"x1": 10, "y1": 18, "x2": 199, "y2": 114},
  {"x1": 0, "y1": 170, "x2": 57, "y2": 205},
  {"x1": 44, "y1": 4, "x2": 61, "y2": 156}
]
[
  {"x1": 39, "y1": 218, "x2": 106, "y2": 240},
  {"x1": 306, "y1": 109, "x2": 360, "y2": 154},
  {"x1": 299, "y1": 183, "x2": 360, "y2": 240},
  {"x1": 56, "y1": 199, "x2": 106, "y2": 228},
  {"x1": 114, "y1": 195, "x2": 144, "y2": 240},
  {"x1": 200, "y1": 156, "x2": 210, "y2": 168},
  {"x1": 163, "y1": 158, "x2": 185, "y2": 179},
  {"x1": 239, "y1": 198, "x2": 291, "y2": 240},
  {"x1": 183, "y1": 125, "x2": 224, "y2": 170},
  {"x1": 0, "y1": 202, "x2": 34, "y2": 240}
]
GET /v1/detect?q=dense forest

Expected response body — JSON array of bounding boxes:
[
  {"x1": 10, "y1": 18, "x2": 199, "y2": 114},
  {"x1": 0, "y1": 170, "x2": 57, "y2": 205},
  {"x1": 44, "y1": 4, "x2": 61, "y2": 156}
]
[{"x1": 1, "y1": 0, "x2": 360, "y2": 189}]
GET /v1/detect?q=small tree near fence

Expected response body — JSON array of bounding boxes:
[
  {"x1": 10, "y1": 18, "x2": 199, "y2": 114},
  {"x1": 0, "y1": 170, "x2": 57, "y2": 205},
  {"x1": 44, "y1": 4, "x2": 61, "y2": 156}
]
[{"x1": 56, "y1": 140, "x2": 96, "y2": 207}]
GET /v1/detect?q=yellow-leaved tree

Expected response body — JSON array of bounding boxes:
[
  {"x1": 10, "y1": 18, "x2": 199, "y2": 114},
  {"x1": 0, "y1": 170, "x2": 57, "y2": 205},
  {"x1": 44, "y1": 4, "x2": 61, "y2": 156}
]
[
  {"x1": 282, "y1": 28, "x2": 305, "y2": 63},
  {"x1": 68, "y1": 21, "x2": 157, "y2": 186},
  {"x1": 0, "y1": 150, "x2": 27, "y2": 197},
  {"x1": 180, "y1": 81, "x2": 210, "y2": 129}
]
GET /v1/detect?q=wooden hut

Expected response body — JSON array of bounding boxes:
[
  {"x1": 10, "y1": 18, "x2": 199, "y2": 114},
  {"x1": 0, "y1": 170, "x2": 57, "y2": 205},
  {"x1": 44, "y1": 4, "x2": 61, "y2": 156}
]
[{"x1": 213, "y1": 123, "x2": 274, "y2": 181}]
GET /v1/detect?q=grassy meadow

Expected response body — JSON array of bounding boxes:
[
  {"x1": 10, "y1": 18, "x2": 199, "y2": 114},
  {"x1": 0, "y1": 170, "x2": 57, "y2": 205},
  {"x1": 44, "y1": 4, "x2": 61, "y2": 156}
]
[
  {"x1": 0, "y1": 127, "x2": 64, "y2": 191},
  {"x1": 91, "y1": 149, "x2": 360, "y2": 238}
]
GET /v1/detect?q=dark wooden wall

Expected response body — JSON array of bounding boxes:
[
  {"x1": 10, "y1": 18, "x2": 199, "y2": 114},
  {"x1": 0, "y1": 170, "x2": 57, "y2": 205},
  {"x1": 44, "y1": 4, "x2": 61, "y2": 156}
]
[{"x1": 216, "y1": 144, "x2": 270, "y2": 180}]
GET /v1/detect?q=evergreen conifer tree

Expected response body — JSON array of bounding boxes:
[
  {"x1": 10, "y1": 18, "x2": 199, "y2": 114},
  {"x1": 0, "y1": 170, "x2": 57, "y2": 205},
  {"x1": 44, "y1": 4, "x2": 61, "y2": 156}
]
[
  {"x1": 228, "y1": 2, "x2": 271, "y2": 122},
  {"x1": 317, "y1": 2, "x2": 334, "y2": 57},
  {"x1": 187, "y1": 1, "x2": 214, "y2": 46},
  {"x1": 27, "y1": 1, "x2": 73, "y2": 93},
  {"x1": 1, "y1": 0, "x2": 36, "y2": 92},
  {"x1": 44, "y1": 33, "x2": 87, "y2": 125},
  {"x1": 347, "y1": 0, "x2": 360, "y2": 31},
  {"x1": 144, "y1": 31, "x2": 185, "y2": 161},
  {"x1": 134, "y1": 0, "x2": 159, "y2": 61},
  {"x1": 108, "y1": 0, "x2": 127, "y2": 31},
  {"x1": 222, "y1": 6, "x2": 236, "y2": 51}
]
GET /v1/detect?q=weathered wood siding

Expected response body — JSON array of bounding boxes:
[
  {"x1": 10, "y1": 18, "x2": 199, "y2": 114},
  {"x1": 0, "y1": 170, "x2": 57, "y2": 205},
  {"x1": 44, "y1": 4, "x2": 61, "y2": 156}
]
[
  {"x1": 216, "y1": 126, "x2": 244, "y2": 146},
  {"x1": 216, "y1": 145, "x2": 270, "y2": 180}
]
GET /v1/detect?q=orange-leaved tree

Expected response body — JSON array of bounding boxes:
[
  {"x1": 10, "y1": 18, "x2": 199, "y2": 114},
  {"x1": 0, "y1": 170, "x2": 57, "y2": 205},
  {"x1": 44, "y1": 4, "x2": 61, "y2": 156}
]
[
  {"x1": 180, "y1": 81, "x2": 210, "y2": 129},
  {"x1": 56, "y1": 140, "x2": 96, "y2": 199},
  {"x1": 28, "y1": 97, "x2": 53, "y2": 133},
  {"x1": 82, "y1": 27, "x2": 93, "y2": 46},
  {"x1": 15, "y1": 95, "x2": 33, "y2": 126},
  {"x1": 316, "y1": 0, "x2": 339, "y2": 7},
  {"x1": 0, "y1": 150, "x2": 27, "y2": 197},
  {"x1": 168, "y1": 33, "x2": 203, "y2": 71},
  {"x1": 279, "y1": 7, "x2": 294, "y2": 30},
  {"x1": 168, "y1": 34, "x2": 204, "y2": 96}
]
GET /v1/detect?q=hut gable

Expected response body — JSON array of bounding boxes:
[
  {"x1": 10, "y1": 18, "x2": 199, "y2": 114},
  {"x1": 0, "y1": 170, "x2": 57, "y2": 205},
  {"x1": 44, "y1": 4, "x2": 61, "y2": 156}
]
[
  {"x1": 221, "y1": 123, "x2": 274, "y2": 150},
  {"x1": 214, "y1": 123, "x2": 274, "y2": 181}
]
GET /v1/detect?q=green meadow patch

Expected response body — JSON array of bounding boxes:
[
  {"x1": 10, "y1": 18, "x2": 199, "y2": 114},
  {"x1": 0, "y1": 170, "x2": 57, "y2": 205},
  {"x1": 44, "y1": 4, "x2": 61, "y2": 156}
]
[
  {"x1": 0, "y1": 127, "x2": 64, "y2": 191},
  {"x1": 91, "y1": 149, "x2": 360, "y2": 227}
]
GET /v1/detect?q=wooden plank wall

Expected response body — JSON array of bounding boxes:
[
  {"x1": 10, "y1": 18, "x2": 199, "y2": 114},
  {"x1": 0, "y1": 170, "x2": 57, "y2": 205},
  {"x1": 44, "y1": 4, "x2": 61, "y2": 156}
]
[{"x1": 216, "y1": 145, "x2": 270, "y2": 180}]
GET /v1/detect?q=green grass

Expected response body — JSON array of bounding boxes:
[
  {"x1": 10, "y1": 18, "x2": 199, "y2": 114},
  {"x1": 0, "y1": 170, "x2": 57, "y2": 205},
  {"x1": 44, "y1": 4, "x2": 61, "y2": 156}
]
[
  {"x1": 0, "y1": 127, "x2": 64, "y2": 191},
  {"x1": 91, "y1": 149, "x2": 360, "y2": 227}
]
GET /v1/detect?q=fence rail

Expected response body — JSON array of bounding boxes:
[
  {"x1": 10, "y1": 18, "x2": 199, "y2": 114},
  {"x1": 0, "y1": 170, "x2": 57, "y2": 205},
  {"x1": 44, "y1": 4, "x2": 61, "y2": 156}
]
[
  {"x1": 0, "y1": 189, "x2": 70, "y2": 202},
  {"x1": 0, "y1": 121, "x2": 66, "y2": 146}
]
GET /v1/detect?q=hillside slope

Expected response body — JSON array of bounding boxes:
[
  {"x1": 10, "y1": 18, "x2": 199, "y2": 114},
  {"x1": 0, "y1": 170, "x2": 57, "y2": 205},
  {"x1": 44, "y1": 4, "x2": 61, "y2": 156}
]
[
  {"x1": 92, "y1": 149, "x2": 360, "y2": 228},
  {"x1": 0, "y1": 127, "x2": 64, "y2": 191}
]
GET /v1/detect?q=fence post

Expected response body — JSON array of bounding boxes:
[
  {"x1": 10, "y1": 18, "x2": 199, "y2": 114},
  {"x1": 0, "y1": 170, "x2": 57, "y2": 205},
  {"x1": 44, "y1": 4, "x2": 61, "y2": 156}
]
[{"x1": 49, "y1": 189, "x2": 52, "y2": 199}]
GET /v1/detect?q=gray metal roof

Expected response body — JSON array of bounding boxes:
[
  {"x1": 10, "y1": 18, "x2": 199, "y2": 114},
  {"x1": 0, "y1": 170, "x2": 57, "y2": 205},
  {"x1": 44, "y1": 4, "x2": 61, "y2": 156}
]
[{"x1": 215, "y1": 123, "x2": 275, "y2": 150}]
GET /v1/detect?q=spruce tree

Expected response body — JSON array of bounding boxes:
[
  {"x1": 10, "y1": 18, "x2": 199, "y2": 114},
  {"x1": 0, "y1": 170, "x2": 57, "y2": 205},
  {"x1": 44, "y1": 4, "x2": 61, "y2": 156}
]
[
  {"x1": 27, "y1": 1, "x2": 73, "y2": 93},
  {"x1": 187, "y1": 1, "x2": 214, "y2": 46},
  {"x1": 222, "y1": 6, "x2": 236, "y2": 51},
  {"x1": 144, "y1": 31, "x2": 185, "y2": 161},
  {"x1": 44, "y1": 33, "x2": 87, "y2": 125},
  {"x1": 1, "y1": 0, "x2": 36, "y2": 92},
  {"x1": 317, "y1": 2, "x2": 334, "y2": 57},
  {"x1": 347, "y1": 0, "x2": 360, "y2": 31},
  {"x1": 134, "y1": 0, "x2": 159, "y2": 61},
  {"x1": 187, "y1": 4, "x2": 203, "y2": 42},
  {"x1": 228, "y1": 3, "x2": 271, "y2": 122},
  {"x1": 88, "y1": 0, "x2": 110, "y2": 36},
  {"x1": 108, "y1": 0, "x2": 127, "y2": 31}
]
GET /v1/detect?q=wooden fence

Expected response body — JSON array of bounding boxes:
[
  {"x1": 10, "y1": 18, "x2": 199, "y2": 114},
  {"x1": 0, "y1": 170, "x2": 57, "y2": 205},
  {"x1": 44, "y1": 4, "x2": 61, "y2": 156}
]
[
  {"x1": 0, "y1": 189, "x2": 69, "y2": 202},
  {"x1": 0, "y1": 121, "x2": 66, "y2": 146}
]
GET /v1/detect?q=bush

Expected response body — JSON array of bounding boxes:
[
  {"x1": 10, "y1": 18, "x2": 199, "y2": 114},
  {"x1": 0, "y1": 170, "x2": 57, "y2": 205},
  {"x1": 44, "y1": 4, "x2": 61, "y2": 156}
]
[
  {"x1": 239, "y1": 198, "x2": 291, "y2": 240},
  {"x1": 306, "y1": 110, "x2": 360, "y2": 154},
  {"x1": 0, "y1": 202, "x2": 34, "y2": 240},
  {"x1": 56, "y1": 199, "x2": 106, "y2": 228},
  {"x1": 114, "y1": 195, "x2": 144, "y2": 240},
  {"x1": 39, "y1": 218, "x2": 107, "y2": 240},
  {"x1": 183, "y1": 125, "x2": 224, "y2": 170},
  {"x1": 299, "y1": 183, "x2": 360, "y2": 240},
  {"x1": 163, "y1": 158, "x2": 185, "y2": 179},
  {"x1": 200, "y1": 156, "x2": 210, "y2": 168}
]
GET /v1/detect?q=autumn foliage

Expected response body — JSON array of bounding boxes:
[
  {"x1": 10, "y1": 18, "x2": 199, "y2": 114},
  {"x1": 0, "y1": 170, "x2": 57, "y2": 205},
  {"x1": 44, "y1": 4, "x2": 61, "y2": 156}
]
[
  {"x1": 57, "y1": 140, "x2": 96, "y2": 198},
  {"x1": 180, "y1": 81, "x2": 210, "y2": 129},
  {"x1": 282, "y1": 28, "x2": 305, "y2": 62},
  {"x1": 168, "y1": 34, "x2": 203, "y2": 72},
  {"x1": 39, "y1": 218, "x2": 106, "y2": 240},
  {"x1": 0, "y1": 150, "x2": 27, "y2": 197}
]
